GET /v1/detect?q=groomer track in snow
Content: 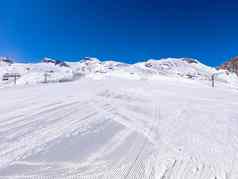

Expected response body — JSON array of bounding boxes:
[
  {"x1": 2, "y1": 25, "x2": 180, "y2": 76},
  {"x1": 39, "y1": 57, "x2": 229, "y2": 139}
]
[{"x1": 1, "y1": 76, "x2": 238, "y2": 179}]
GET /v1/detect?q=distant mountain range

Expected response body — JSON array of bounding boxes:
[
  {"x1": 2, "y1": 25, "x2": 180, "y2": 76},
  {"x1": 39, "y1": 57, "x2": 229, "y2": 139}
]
[{"x1": 0, "y1": 56, "x2": 238, "y2": 87}]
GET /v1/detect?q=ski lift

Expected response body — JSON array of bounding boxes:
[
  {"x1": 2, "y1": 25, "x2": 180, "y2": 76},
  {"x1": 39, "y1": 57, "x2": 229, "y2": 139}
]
[{"x1": 2, "y1": 73, "x2": 21, "y2": 83}]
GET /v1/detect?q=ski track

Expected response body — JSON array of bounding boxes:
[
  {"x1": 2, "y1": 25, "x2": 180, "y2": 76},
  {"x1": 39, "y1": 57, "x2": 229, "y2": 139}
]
[{"x1": 0, "y1": 79, "x2": 238, "y2": 179}]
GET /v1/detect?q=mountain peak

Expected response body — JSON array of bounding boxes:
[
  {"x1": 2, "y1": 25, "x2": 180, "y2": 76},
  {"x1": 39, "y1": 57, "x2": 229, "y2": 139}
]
[
  {"x1": 219, "y1": 56, "x2": 238, "y2": 75},
  {"x1": 42, "y1": 57, "x2": 69, "y2": 67},
  {"x1": 0, "y1": 57, "x2": 14, "y2": 65}
]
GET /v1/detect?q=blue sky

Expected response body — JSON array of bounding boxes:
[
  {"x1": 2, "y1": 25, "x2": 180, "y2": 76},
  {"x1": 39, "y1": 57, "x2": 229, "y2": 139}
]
[{"x1": 0, "y1": 0, "x2": 238, "y2": 66}]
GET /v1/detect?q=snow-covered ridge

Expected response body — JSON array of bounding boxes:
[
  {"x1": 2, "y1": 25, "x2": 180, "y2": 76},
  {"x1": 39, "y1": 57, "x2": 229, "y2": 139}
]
[{"x1": 0, "y1": 57, "x2": 237, "y2": 86}]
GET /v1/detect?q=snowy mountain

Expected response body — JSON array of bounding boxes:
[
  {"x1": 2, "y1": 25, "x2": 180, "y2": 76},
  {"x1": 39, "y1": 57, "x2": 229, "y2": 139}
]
[
  {"x1": 219, "y1": 56, "x2": 238, "y2": 75},
  {"x1": 0, "y1": 57, "x2": 237, "y2": 88},
  {"x1": 42, "y1": 57, "x2": 70, "y2": 67},
  {"x1": 0, "y1": 57, "x2": 14, "y2": 65}
]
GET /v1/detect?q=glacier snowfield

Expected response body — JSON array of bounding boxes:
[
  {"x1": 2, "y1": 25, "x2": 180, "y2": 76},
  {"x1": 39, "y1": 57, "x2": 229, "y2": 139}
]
[{"x1": 1, "y1": 76, "x2": 238, "y2": 179}]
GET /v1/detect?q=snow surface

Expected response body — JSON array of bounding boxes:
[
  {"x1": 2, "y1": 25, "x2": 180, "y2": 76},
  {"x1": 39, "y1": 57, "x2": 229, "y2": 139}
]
[{"x1": 0, "y1": 58, "x2": 238, "y2": 178}]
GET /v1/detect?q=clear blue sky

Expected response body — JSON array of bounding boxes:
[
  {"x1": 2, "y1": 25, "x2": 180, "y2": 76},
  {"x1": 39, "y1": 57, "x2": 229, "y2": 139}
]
[{"x1": 0, "y1": 0, "x2": 238, "y2": 66}]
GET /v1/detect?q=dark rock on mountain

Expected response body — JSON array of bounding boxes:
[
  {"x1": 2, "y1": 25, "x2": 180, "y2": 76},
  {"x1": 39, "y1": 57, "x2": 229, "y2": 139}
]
[
  {"x1": 0, "y1": 57, "x2": 14, "y2": 65},
  {"x1": 219, "y1": 56, "x2": 238, "y2": 75},
  {"x1": 42, "y1": 57, "x2": 70, "y2": 67}
]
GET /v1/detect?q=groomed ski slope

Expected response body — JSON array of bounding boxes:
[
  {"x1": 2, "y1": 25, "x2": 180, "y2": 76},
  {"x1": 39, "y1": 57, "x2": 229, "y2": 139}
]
[{"x1": 0, "y1": 77, "x2": 238, "y2": 179}]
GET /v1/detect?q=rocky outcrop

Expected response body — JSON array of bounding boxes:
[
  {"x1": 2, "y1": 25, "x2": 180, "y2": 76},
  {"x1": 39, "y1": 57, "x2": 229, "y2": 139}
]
[
  {"x1": 219, "y1": 56, "x2": 238, "y2": 75},
  {"x1": 0, "y1": 57, "x2": 14, "y2": 65},
  {"x1": 42, "y1": 57, "x2": 70, "y2": 67}
]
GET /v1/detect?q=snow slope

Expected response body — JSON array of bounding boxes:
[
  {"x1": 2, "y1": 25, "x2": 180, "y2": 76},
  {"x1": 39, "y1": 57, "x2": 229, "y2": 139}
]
[{"x1": 0, "y1": 75, "x2": 238, "y2": 178}]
